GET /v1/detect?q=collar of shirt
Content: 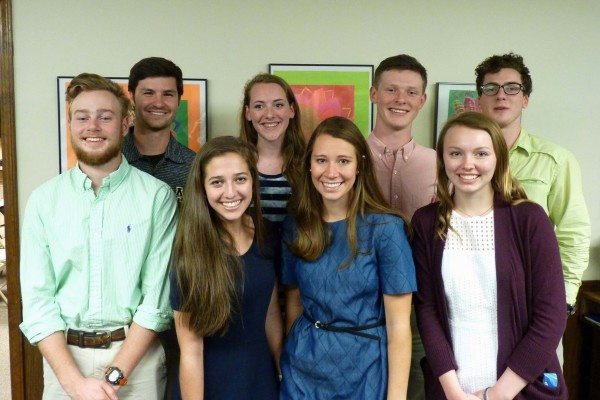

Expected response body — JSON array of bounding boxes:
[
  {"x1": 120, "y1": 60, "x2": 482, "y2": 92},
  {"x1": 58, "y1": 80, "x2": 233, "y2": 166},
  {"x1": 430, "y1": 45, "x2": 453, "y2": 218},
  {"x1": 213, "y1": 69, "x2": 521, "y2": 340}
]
[
  {"x1": 511, "y1": 128, "x2": 533, "y2": 157},
  {"x1": 123, "y1": 126, "x2": 188, "y2": 164},
  {"x1": 71, "y1": 157, "x2": 130, "y2": 193},
  {"x1": 368, "y1": 133, "x2": 417, "y2": 162}
]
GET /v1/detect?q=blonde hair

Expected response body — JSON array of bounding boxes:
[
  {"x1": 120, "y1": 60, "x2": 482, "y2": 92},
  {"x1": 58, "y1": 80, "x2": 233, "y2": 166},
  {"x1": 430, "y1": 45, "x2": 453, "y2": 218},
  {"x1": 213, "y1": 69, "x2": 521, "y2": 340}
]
[{"x1": 66, "y1": 73, "x2": 131, "y2": 119}]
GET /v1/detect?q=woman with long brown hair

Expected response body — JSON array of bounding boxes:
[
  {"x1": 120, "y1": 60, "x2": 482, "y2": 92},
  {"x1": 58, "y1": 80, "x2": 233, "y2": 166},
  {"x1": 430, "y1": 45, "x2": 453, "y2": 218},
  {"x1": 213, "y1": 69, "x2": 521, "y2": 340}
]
[
  {"x1": 170, "y1": 136, "x2": 283, "y2": 399},
  {"x1": 412, "y1": 112, "x2": 567, "y2": 399},
  {"x1": 239, "y1": 73, "x2": 305, "y2": 227},
  {"x1": 280, "y1": 116, "x2": 416, "y2": 399}
]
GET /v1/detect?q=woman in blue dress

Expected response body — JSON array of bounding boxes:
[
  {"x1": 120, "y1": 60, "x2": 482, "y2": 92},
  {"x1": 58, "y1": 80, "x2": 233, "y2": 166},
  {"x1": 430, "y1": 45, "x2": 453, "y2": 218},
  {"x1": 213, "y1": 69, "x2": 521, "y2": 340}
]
[
  {"x1": 280, "y1": 116, "x2": 417, "y2": 399},
  {"x1": 170, "y1": 136, "x2": 283, "y2": 399}
]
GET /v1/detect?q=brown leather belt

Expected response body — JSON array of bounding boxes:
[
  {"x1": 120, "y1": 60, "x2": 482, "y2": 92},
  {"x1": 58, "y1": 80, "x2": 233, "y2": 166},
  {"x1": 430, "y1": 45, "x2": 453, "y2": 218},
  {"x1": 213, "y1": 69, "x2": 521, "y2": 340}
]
[{"x1": 66, "y1": 327, "x2": 126, "y2": 348}]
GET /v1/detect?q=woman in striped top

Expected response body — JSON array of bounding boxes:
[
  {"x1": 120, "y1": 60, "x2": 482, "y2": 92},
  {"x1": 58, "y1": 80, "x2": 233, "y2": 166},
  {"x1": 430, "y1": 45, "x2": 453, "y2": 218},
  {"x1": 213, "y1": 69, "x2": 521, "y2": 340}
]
[{"x1": 240, "y1": 74, "x2": 305, "y2": 227}]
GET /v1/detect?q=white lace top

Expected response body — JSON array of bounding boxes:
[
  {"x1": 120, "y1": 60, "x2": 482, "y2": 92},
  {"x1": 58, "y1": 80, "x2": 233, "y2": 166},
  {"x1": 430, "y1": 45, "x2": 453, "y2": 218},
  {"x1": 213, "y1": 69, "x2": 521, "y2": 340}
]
[{"x1": 441, "y1": 210, "x2": 498, "y2": 393}]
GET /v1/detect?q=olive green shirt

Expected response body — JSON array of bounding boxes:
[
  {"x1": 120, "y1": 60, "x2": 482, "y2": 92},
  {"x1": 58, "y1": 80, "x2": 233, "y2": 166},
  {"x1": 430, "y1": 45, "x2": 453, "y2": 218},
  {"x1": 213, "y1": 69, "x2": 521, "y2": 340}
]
[{"x1": 509, "y1": 129, "x2": 590, "y2": 304}]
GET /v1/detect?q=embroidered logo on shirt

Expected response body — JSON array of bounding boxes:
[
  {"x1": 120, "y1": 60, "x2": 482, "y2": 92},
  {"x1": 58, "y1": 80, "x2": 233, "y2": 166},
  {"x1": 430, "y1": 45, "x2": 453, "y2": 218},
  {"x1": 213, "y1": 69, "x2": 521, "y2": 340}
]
[{"x1": 175, "y1": 186, "x2": 184, "y2": 203}]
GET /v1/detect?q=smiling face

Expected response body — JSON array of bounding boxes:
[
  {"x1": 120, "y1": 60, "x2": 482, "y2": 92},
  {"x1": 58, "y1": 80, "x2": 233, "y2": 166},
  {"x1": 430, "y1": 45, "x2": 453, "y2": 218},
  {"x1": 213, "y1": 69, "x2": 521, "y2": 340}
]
[
  {"x1": 131, "y1": 76, "x2": 179, "y2": 132},
  {"x1": 443, "y1": 125, "x2": 497, "y2": 200},
  {"x1": 370, "y1": 69, "x2": 426, "y2": 134},
  {"x1": 69, "y1": 90, "x2": 128, "y2": 168},
  {"x1": 478, "y1": 68, "x2": 529, "y2": 133},
  {"x1": 310, "y1": 134, "x2": 358, "y2": 217},
  {"x1": 245, "y1": 83, "x2": 295, "y2": 146},
  {"x1": 204, "y1": 152, "x2": 253, "y2": 225}
]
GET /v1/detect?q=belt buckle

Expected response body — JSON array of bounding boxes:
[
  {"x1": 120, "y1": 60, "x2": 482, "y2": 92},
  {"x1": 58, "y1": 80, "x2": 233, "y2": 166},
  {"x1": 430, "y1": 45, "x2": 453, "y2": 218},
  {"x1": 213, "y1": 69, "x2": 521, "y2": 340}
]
[{"x1": 95, "y1": 330, "x2": 112, "y2": 349}]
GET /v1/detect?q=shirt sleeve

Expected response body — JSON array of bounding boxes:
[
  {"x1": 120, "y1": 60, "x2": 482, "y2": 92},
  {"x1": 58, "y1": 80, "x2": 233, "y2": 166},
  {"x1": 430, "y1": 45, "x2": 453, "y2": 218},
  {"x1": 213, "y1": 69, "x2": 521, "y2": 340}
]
[
  {"x1": 19, "y1": 190, "x2": 67, "y2": 344},
  {"x1": 375, "y1": 215, "x2": 417, "y2": 294},
  {"x1": 132, "y1": 186, "x2": 177, "y2": 332},
  {"x1": 280, "y1": 217, "x2": 297, "y2": 286},
  {"x1": 547, "y1": 151, "x2": 591, "y2": 304}
]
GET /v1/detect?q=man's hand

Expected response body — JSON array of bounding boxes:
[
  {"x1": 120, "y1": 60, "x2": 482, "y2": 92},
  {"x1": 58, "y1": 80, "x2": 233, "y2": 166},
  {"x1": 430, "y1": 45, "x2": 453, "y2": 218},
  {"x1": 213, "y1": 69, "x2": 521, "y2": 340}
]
[{"x1": 64, "y1": 376, "x2": 118, "y2": 400}]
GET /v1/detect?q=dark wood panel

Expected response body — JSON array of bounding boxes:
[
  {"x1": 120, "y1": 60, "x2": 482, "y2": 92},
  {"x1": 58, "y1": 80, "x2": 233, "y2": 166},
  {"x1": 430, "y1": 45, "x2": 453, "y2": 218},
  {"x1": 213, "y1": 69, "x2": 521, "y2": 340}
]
[
  {"x1": 1, "y1": 0, "x2": 44, "y2": 398},
  {"x1": 563, "y1": 280, "x2": 600, "y2": 400}
]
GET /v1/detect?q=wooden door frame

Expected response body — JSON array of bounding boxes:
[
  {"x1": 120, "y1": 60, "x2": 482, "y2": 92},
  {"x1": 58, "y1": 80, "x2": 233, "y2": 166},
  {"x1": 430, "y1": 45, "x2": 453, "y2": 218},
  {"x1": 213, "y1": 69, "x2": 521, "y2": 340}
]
[{"x1": 1, "y1": 0, "x2": 43, "y2": 398}]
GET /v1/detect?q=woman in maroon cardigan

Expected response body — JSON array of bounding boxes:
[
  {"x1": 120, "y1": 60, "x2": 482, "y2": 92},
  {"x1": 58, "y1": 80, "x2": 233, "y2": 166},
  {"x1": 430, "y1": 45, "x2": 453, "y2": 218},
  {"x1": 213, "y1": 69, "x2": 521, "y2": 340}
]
[{"x1": 412, "y1": 112, "x2": 567, "y2": 399}]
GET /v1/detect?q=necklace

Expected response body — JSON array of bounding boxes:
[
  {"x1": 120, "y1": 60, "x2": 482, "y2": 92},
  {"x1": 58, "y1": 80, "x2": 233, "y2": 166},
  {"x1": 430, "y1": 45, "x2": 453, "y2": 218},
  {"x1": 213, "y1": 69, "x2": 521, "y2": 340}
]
[{"x1": 454, "y1": 204, "x2": 493, "y2": 218}]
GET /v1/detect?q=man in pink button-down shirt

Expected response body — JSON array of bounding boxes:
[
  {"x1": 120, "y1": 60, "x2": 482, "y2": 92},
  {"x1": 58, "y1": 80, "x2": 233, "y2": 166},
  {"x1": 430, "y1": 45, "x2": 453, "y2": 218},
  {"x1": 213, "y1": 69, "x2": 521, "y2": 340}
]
[{"x1": 367, "y1": 54, "x2": 436, "y2": 400}]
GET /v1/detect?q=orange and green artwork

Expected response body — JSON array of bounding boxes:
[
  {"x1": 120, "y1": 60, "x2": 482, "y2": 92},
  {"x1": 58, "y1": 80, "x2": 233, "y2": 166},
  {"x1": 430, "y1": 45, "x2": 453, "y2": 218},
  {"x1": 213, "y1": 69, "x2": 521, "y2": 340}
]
[
  {"x1": 270, "y1": 64, "x2": 373, "y2": 139},
  {"x1": 58, "y1": 77, "x2": 206, "y2": 172}
]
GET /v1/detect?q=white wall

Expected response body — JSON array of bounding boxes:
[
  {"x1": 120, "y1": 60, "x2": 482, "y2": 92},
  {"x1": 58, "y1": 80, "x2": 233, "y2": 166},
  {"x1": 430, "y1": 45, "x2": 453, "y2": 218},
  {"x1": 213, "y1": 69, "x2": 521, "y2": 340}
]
[{"x1": 12, "y1": 0, "x2": 600, "y2": 279}]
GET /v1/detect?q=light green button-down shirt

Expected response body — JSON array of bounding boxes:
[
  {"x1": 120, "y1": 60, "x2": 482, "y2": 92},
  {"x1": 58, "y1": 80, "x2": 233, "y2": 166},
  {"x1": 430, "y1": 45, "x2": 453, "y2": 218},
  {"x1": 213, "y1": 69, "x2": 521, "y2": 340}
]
[
  {"x1": 20, "y1": 157, "x2": 177, "y2": 344},
  {"x1": 510, "y1": 129, "x2": 591, "y2": 304}
]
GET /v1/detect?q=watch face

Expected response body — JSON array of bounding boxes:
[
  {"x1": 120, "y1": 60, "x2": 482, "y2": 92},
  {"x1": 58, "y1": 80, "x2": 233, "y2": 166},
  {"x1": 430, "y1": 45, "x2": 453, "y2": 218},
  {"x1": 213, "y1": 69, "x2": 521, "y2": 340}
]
[{"x1": 108, "y1": 369, "x2": 121, "y2": 383}]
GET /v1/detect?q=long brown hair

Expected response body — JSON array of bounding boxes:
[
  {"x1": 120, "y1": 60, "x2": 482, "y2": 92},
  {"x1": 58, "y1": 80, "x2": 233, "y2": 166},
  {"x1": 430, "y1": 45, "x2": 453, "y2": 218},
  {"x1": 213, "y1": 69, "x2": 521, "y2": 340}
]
[
  {"x1": 172, "y1": 136, "x2": 264, "y2": 336},
  {"x1": 435, "y1": 111, "x2": 527, "y2": 239},
  {"x1": 239, "y1": 73, "x2": 305, "y2": 195},
  {"x1": 290, "y1": 116, "x2": 404, "y2": 267}
]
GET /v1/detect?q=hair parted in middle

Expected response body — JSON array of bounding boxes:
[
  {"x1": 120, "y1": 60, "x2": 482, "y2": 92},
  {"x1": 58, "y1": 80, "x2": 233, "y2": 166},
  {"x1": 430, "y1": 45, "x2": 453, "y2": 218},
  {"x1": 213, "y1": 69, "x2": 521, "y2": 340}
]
[
  {"x1": 239, "y1": 73, "x2": 306, "y2": 194},
  {"x1": 435, "y1": 111, "x2": 527, "y2": 239},
  {"x1": 171, "y1": 135, "x2": 264, "y2": 336},
  {"x1": 289, "y1": 116, "x2": 405, "y2": 268}
]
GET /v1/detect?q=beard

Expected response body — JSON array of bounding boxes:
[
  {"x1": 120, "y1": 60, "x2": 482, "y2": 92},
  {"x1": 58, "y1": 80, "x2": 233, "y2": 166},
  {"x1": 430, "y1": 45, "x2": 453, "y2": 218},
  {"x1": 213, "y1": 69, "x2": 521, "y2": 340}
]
[{"x1": 71, "y1": 134, "x2": 124, "y2": 167}]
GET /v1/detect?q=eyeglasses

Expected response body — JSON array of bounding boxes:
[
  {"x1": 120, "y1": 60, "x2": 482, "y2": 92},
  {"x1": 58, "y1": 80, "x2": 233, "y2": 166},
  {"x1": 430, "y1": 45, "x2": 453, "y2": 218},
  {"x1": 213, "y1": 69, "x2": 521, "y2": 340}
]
[{"x1": 480, "y1": 83, "x2": 524, "y2": 96}]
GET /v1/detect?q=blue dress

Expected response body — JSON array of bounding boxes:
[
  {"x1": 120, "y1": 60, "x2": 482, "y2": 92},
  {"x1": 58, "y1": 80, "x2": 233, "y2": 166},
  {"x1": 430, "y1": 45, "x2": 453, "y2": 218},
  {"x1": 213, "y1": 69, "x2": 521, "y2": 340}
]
[
  {"x1": 280, "y1": 214, "x2": 417, "y2": 399},
  {"x1": 170, "y1": 234, "x2": 279, "y2": 400}
]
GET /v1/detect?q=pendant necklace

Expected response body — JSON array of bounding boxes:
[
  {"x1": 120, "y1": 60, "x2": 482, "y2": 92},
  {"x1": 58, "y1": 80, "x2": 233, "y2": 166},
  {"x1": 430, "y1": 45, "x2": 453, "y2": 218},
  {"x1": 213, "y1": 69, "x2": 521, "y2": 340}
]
[{"x1": 455, "y1": 204, "x2": 493, "y2": 217}]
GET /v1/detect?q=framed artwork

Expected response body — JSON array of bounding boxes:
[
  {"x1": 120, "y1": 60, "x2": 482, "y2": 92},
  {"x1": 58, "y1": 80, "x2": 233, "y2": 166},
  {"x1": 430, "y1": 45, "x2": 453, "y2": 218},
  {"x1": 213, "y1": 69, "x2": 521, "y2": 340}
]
[
  {"x1": 434, "y1": 83, "x2": 479, "y2": 146},
  {"x1": 57, "y1": 76, "x2": 207, "y2": 172},
  {"x1": 269, "y1": 64, "x2": 374, "y2": 138}
]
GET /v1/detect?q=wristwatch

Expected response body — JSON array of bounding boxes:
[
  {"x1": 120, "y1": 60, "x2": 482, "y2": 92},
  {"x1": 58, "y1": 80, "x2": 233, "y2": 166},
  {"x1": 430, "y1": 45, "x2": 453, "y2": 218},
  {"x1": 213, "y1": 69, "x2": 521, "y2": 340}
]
[{"x1": 104, "y1": 366, "x2": 128, "y2": 386}]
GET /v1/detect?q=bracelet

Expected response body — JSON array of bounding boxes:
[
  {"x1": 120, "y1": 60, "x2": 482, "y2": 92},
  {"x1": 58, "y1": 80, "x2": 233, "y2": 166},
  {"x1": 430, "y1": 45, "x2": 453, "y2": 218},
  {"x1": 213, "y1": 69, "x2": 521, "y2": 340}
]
[{"x1": 483, "y1": 387, "x2": 490, "y2": 400}]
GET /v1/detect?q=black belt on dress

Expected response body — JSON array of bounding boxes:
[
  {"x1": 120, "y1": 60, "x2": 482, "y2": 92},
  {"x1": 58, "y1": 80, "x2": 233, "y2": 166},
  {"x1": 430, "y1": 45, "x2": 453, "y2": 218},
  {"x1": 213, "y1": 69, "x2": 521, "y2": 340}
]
[
  {"x1": 303, "y1": 313, "x2": 385, "y2": 341},
  {"x1": 66, "y1": 327, "x2": 127, "y2": 348}
]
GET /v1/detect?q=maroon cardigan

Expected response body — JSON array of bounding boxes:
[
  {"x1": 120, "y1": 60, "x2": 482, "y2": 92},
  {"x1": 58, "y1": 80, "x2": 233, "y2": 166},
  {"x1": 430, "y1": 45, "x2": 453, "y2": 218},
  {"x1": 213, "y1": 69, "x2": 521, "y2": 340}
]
[{"x1": 411, "y1": 198, "x2": 567, "y2": 399}]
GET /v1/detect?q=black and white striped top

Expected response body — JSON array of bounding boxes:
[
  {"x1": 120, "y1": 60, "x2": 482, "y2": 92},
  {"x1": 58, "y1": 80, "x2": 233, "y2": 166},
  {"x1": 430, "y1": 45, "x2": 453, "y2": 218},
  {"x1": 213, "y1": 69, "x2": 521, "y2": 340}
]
[{"x1": 258, "y1": 172, "x2": 291, "y2": 223}]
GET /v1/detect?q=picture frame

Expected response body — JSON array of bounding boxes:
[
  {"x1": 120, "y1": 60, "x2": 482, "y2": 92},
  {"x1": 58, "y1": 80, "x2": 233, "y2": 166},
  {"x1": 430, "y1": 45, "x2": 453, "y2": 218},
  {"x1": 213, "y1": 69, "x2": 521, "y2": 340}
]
[
  {"x1": 57, "y1": 76, "x2": 207, "y2": 172},
  {"x1": 269, "y1": 64, "x2": 374, "y2": 139},
  {"x1": 434, "y1": 82, "x2": 479, "y2": 147}
]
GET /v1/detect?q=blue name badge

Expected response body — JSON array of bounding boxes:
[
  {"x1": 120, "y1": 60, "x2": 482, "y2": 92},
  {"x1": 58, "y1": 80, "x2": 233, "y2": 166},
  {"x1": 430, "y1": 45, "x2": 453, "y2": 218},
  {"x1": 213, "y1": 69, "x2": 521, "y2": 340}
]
[{"x1": 543, "y1": 372, "x2": 558, "y2": 389}]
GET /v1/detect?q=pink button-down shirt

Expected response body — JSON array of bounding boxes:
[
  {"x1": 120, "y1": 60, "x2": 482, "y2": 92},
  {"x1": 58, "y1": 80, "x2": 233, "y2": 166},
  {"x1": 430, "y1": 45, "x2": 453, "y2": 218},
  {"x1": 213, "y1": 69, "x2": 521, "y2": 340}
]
[{"x1": 367, "y1": 134, "x2": 437, "y2": 219}]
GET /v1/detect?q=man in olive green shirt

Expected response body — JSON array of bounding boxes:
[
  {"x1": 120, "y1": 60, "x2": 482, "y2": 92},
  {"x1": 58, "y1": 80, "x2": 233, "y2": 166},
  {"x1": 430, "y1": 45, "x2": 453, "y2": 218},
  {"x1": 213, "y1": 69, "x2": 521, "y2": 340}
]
[
  {"x1": 475, "y1": 53, "x2": 590, "y2": 312},
  {"x1": 20, "y1": 73, "x2": 177, "y2": 399}
]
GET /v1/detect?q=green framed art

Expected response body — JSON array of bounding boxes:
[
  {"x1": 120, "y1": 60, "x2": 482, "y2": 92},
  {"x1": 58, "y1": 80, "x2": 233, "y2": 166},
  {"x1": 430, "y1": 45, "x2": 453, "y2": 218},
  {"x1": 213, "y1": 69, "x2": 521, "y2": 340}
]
[{"x1": 269, "y1": 64, "x2": 374, "y2": 139}]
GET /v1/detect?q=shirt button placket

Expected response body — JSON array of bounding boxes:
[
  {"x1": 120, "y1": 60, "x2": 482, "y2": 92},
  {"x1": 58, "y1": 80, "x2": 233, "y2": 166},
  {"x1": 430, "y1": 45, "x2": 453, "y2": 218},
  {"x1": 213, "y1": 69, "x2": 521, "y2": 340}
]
[{"x1": 88, "y1": 191, "x2": 105, "y2": 325}]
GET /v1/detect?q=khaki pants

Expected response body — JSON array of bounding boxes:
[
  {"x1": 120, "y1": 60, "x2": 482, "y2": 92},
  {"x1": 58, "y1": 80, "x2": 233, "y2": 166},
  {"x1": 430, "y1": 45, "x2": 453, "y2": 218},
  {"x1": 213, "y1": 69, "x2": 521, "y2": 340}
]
[
  {"x1": 408, "y1": 306, "x2": 425, "y2": 400},
  {"x1": 43, "y1": 328, "x2": 166, "y2": 400}
]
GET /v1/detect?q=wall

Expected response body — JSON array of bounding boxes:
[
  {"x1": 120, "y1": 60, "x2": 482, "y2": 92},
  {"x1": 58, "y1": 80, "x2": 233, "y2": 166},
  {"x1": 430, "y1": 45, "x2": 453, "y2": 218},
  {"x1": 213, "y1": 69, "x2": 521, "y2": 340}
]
[{"x1": 12, "y1": 0, "x2": 600, "y2": 279}]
